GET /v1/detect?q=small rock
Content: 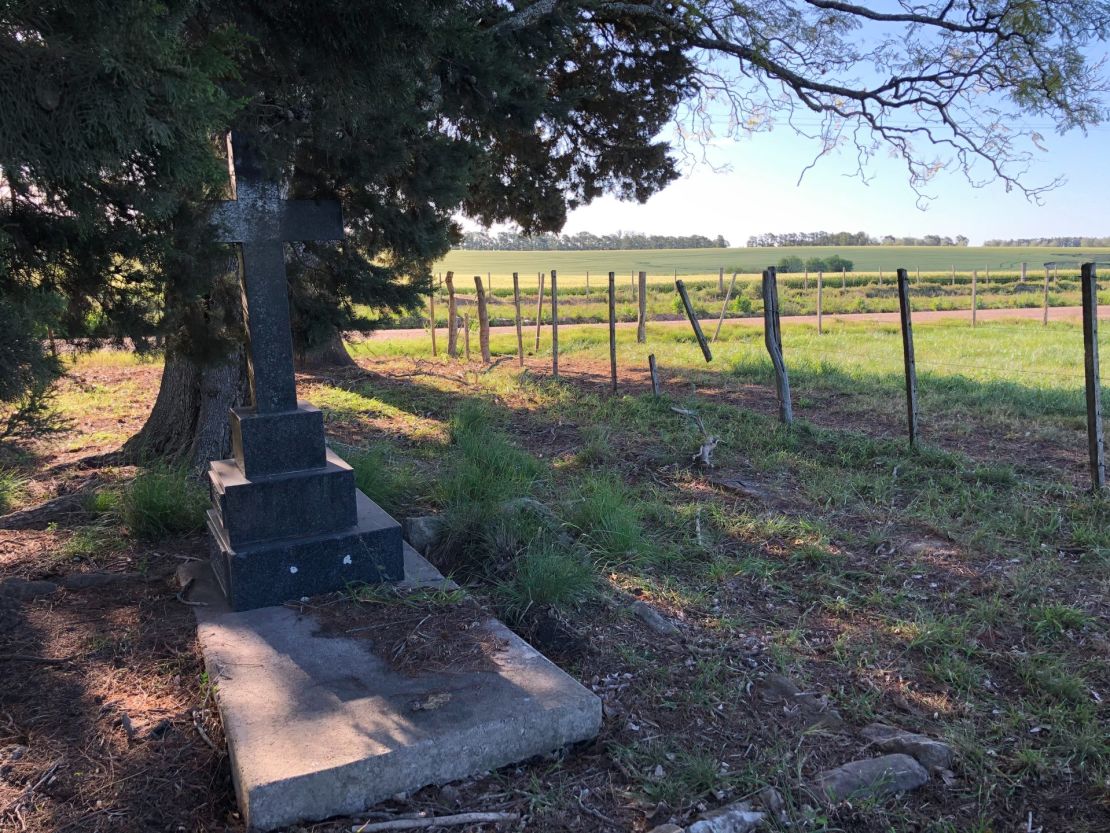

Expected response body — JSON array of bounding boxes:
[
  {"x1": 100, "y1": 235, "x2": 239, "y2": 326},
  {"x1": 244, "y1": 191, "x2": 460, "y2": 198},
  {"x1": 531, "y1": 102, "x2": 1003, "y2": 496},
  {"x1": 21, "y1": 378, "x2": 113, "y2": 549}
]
[
  {"x1": 401, "y1": 516, "x2": 443, "y2": 555},
  {"x1": 60, "y1": 571, "x2": 137, "y2": 590},
  {"x1": 811, "y1": 754, "x2": 928, "y2": 804},
  {"x1": 0, "y1": 578, "x2": 58, "y2": 600},
  {"x1": 647, "y1": 825, "x2": 685, "y2": 833},
  {"x1": 631, "y1": 601, "x2": 679, "y2": 636},
  {"x1": 754, "y1": 786, "x2": 785, "y2": 820},
  {"x1": 0, "y1": 744, "x2": 28, "y2": 762},
  {"x1": 860, "y1": 723, "x2": 954, "y2": 771},
  {"x1": 146, "y1": 718, "x2": 173, "y2": 739},
  {"x1": 687, "y1": 800, "x2": 764, "y2": 833},
  {"x1": 755, "y1": 674, "x2": 844, "y2": 729}
]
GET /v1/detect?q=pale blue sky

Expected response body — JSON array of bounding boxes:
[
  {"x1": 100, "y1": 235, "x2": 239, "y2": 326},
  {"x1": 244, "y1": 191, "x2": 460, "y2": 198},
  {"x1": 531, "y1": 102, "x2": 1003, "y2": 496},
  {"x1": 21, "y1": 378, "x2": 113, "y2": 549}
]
[{"x1": 560, "y1": 121, "x2": 1110, "y2": 247}]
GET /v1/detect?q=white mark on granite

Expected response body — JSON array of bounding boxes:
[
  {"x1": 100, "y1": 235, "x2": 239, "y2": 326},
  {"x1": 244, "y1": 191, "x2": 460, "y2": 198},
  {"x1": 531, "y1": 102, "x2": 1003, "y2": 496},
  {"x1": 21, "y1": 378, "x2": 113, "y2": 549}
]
[
  {"x1": 289, "y1": 566, "x2": 299, "y2": 574},
  {"x1": 342, "y1": 554, "x2": 352, "y2": 565}
]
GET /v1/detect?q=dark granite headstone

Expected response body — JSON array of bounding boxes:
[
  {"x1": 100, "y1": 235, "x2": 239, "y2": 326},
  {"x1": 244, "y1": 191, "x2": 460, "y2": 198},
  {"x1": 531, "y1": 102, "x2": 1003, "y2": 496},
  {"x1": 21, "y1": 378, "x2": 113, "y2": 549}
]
[{"x1": 206, "y1": 132, "x2": 403, "y2": 611}]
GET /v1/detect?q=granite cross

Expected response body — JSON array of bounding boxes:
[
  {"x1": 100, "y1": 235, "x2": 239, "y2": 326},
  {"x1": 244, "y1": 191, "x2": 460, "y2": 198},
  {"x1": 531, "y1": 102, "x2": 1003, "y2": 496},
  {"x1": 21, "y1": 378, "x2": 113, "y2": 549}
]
[{"x1": 211, "y1": 131, "x2": 343, "y2": 413}]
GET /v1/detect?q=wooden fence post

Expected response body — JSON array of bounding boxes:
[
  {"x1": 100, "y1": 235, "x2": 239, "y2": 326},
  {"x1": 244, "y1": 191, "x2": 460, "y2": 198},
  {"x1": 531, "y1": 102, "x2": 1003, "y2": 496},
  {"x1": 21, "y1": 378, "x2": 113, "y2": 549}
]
[
  {"x1": 817, "y1": 270, "x2": 824, "y2": 334},
  {"x1": 474, "y1": 275, "x2": 491, "y2": 363},
  {"x1": 841, "y1": 267, "x2": 846, "y2": 289},
  {"x1": 761, "y1": 267, "x2": 792, "y2": 424},
  {"x1": 551, "y1": 269, "x2": 559, "y2": 379},
  {"x1": 675, "y1": 279, "x2": 712, "y2": 362},
  {"x1": 803, "y1": 268, "x2": 809, "y2": 291},
  {"x1": 586, "y1": 270, "x2": 590, "y2": 293},
  {"x1": 512, "y1": 272, "x2": 524, "y2": 367},
  {"x1": 463, "y1": 313, "x2": 471, "y2": 361},
  {"x1": 1021, "y1": 262, "x2": 1028, "y2": 282},
  {"x1": 445, "y1": 271, "x2": 458, "y2": 357},
  {"x1": 718, "y1": 266, "x2": 725, "y2": 295},
  {"x1": 712, "y1": 270, "x2": 739, "y2": 342},
  {"x1": 429, "y1": 289, "x2": 437, "y2": 357},
  {"x1": 636, "y1": 271, "x2": 647, "y2": 343},
  {"x1": 897, "y1": 268, "x2": 919, "y2": 447},
  {"x1": 534, "y1": 272, "x2": 545, "y2": 350},
  {"x1": 878, "y1": 267, "x2": 883, "y2": 287},
  {"x1": 608, "y1": 272, "x2": 617, "y2": 392},
  {"x1": 973, "y1": 270, "x2": 981, "y2": 325},
  {"x1": 648, "y1": 354, "x2": 660, "y2": 396},
  {"x1": 951, "y1": 265, "x2": 956, "y2": 286},
  {"x1": 1054, "y1": 264, "x2": 1059, "y2": 285},
  {"x1": 1043, "y1": 266, "x2": 1051, "y2": 326},
  {"x1": 1081, "y1": 262, "x2": 1105, "y2": 490}
]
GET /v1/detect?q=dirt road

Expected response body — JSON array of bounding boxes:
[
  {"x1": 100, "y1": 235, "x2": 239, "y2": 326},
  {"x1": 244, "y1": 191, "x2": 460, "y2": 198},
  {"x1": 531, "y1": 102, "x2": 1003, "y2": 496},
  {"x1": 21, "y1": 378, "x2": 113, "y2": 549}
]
[{"x1": 368, "y1": 304, "x2": 1110, "y2": 341}]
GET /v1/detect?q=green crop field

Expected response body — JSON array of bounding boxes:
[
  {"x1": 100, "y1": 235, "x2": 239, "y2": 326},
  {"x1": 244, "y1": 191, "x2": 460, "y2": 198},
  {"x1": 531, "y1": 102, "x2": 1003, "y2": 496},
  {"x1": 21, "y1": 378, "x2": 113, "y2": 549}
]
[{"x1": 435, "y1": 245, "x2": 1110, "y2": 290}]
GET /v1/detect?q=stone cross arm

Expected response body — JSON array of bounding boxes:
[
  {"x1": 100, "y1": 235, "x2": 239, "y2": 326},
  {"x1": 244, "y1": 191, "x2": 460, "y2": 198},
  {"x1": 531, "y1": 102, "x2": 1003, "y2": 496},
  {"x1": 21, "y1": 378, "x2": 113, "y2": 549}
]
[{"x1": 211, "y1": 193, "x2": 343, "y2": 245}]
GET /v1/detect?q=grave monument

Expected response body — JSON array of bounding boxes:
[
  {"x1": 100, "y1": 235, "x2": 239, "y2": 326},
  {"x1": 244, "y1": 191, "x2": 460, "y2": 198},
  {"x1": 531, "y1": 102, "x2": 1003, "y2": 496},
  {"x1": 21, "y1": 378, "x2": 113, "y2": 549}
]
[
  {"x1": 182, "y1": 132, "x2": 601, "y2": 830},
  {"x1": 206, "y1": 131, "x2": 403, "y2": 610}
]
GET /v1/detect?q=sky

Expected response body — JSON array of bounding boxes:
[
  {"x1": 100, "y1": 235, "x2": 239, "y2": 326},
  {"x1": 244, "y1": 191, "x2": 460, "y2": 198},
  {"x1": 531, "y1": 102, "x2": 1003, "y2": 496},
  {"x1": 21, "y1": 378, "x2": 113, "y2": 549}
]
[{"x1": 553, "y1": 121, "x2": 1110, "y2": 247}]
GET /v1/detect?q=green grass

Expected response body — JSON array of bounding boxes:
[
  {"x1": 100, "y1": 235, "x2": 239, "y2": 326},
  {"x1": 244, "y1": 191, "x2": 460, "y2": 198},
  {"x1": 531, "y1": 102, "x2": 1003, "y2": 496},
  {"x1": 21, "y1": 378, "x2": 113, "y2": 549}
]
[
  {"x1": 340, "y1": 443, "x2": 423, "y2": 515},
  {"x1": 566, "y1": 473, "x2": 647, "y2": 561},
  {"x1": 497, "y1": 539, "x2": 596, "y2": 617},
  {"x1": 121, "y1": 467, "x2": 208, "y2": 540},
  {"x1": 0, "y1": 469, "x2": 27, "y2": 514}
]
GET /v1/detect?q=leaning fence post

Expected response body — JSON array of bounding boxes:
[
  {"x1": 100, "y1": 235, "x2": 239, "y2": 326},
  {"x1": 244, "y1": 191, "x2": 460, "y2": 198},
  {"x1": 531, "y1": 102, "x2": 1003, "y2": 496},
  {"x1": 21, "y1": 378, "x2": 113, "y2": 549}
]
[
  {"x1": 428, "y1": 287, "x2": 438, "y2": 357},
  {"x1": 534, "y1": 272, "x2": 546, "y2": 350},
  {"x1": 445, "y1": 271, "x2": 458, "y2": 358},
  {"x1": 817, "y1": 270, "x2": 824, "y2": 334},
  {"x1": 608, "y1": 271, "x2": 617, "y2": 392},
  {"x1": 762, "y1": 267, "x2": 792, "y2": 424},
  {"x1": 474, "y1": 275, "x2": 491, "y2": 364},
  {"x1": 636, "y1": 271, "x2": 648, "y2": 343},
  {"x1": 551, "y1": 269, "x2": 559, "y2": 379},
  {"x1": 712, "y1": 270, "x2": 739, "y2": 342},
  {"x1": 512, "y1": 272, "x2": 524, "y2": 367},
  {"x1": 897, "y1": 268, "x2": 919, "y2": 447},
  {"x1": 1081, "y1": 262, "x2": 1105, "y2": 490},
  {"x1": 675, "y1": 279, "x2": 712, "y2": 362},
  {"x1": 971, "y1": 269, "x2": 978, "y2": 327},
  {"x1": 648, "y1": 354, "x2": 660, "y2": 396},
  {"x1": 1043, "y1": 266, "x2": 1051, "y2": 326}
]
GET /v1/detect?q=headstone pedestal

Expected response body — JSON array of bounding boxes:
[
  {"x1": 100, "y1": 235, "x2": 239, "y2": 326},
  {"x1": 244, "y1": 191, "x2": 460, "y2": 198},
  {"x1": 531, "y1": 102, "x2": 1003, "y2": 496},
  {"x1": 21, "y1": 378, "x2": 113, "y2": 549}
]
[{"x1": 206, "y1": 132, "x2": 403, "y2": 610}]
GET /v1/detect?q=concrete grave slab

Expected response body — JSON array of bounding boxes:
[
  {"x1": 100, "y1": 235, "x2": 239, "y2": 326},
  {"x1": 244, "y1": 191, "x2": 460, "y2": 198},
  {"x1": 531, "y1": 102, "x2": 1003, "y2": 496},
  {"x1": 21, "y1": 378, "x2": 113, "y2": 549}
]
[{"x1": 180, "y1": 546, "x2": 601, "y2": 831}]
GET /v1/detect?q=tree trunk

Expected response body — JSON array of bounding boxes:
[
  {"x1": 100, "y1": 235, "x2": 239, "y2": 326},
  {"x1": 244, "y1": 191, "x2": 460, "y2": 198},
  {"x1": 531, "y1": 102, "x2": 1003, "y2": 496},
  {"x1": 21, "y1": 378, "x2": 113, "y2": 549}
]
[
  {"x1": 294, "y1": 327, "x2": 356, "y2": 370},
  {"x1": 123, "y1": 346, "x2": 249, "y2": 474}
]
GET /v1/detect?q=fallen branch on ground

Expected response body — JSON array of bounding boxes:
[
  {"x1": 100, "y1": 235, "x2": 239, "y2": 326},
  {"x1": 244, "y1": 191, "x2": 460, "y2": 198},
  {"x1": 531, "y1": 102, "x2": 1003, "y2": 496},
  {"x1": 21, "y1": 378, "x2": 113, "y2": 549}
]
[{"x1": 351, "y1": 812, "x2": 520, "y2": 832}]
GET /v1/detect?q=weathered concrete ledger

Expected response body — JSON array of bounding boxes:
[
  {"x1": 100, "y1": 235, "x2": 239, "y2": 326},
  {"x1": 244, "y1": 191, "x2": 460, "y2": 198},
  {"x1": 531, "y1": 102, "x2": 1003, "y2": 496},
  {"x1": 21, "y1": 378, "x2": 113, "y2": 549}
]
[{"x1": 180, "y1": 548, "x2": 601, "y2": 831}]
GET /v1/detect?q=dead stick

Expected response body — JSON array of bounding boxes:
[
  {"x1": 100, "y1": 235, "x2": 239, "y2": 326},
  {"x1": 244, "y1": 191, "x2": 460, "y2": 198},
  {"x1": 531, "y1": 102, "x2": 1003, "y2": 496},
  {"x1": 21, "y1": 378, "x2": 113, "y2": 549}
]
[
  {"x1": 473, "y1": 275, "x2": 491, "y2": 363},
  {"x1": 675, "y1": 279, "x2": 712, "y2": 362},
  {"x1": 897, "y1": 268, "x2": 919, "y2": 447},
  {"x1": 712, "y1": 270, "x2": 739, "y2": 342},
  {"x1": 551, "y1": 269, "x2": 559, "y2": 379},
  {"x1": 463, "y1": 313, "x2": 471, "y2": 361},
  {"x1": 444, "y1": 271, "x2": 457, "y2": 358},
  {"x1": 428, "y1": 289, "x2": 437, "y2": 357},
  {"x1": 351, "y1": 813, "x2": 521, "y2": 832},
  {"x1": 534, "y1": 272, "x2": 545, "y2": 350},
  {"x1": 648, "y1": 354, "x2": 660, "y2": 396},
  {"x1": 636, "y1": 270, "x2": 647, "y2": 343},
  {"x1": 608, "y1": 271, "x2": 617, "y2": 392},
  {"x1": 512, "y1": 271, "x2": 524, "y2": 367}
]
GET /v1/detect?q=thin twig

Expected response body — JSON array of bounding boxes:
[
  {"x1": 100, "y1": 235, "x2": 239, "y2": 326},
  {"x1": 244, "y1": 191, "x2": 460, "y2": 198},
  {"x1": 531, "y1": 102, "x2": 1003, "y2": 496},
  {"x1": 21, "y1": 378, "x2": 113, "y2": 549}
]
[
  {"x1": 192, "y1": 711, "x2": 219, "y2": 752},
  {"x1": 351, "y1": 811, "x2": 520, "y2": 832}
]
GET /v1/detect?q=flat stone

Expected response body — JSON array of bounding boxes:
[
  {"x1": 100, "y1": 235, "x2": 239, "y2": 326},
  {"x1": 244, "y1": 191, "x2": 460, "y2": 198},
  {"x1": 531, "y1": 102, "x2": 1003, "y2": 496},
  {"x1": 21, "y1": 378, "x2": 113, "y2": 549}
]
[
  {"x1": 688, "y1": 801, "x2": 764, "y2": 833},
  {"x1": 755, "y1": 674, "x2": 844, "y2": 729},
  {"x1": 811, "y1": 754, "x2": 928, "y2": 804},
  {"x1": 401, "y1": 515, "x2": 443, "y2": 556},
  {"x1": 0, "y1": 578, "x2": 58, "y2": 600},
  {"x1": 860, "y1": 724, "x2": 954, "y2": 771},
  {"x1": 179, "y1": 547, "x2": 601, "y2": 831}
]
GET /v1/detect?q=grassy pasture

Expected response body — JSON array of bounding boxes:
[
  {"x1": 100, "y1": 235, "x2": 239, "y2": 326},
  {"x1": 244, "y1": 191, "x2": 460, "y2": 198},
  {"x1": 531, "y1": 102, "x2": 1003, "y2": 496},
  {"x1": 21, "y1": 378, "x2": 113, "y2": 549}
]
[
  {"x1": 3, "y1": 315, "x2": 1109, "y2": 832},
  {"x1": 435, "y1": 245, "x2": 1110, "y2": 290}
]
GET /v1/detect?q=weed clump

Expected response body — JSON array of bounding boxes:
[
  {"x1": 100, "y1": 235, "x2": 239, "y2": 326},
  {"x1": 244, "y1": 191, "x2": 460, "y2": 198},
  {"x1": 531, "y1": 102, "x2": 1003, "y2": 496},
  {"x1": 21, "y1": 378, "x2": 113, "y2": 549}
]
[
  {"x1": 0, "y1": 469, "x2": 27, "y2": 514},
  {"x1": 121, "y1": 467, "x2": 207, "y2": 540},
  {"x1": 343, "y1": 444, "x2": 422, "y2": 515},
  {"x1": 567, "y1": 473, "x2": 645, "y2": 560}
]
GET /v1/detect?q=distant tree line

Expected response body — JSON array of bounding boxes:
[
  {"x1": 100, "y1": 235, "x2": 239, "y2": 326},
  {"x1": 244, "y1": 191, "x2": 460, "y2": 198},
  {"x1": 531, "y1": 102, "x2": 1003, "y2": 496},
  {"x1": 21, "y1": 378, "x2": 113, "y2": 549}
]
[
  {"x1": 983, "y1": 237, "x2": 1110, "y2": 247},
  {"x1": 747, "y1": 232, "x2": 970, "y2": 247},
  {"x1": 777, "y1": 255, "x2": 854, "y2": 274},
  {"x1": 458, "y1": 231, "x2": 729, "y2": 251}
]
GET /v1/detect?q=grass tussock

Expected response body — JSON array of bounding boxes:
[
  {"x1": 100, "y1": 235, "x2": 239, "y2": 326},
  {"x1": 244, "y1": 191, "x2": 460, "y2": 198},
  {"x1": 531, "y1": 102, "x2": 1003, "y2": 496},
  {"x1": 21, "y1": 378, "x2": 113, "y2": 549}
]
[
  {"x1": 567, "y1": 473, "x2": 646, "y2": 561},
  {"x1": 121, "y1": 467, "x2": 208, "y2": 540},
  {"x1": 343, "y1": 443, "x2": 423, "y2": 515},
  {"x1": 0, "y1": 468, "x2": 27, "y2": 514}
]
